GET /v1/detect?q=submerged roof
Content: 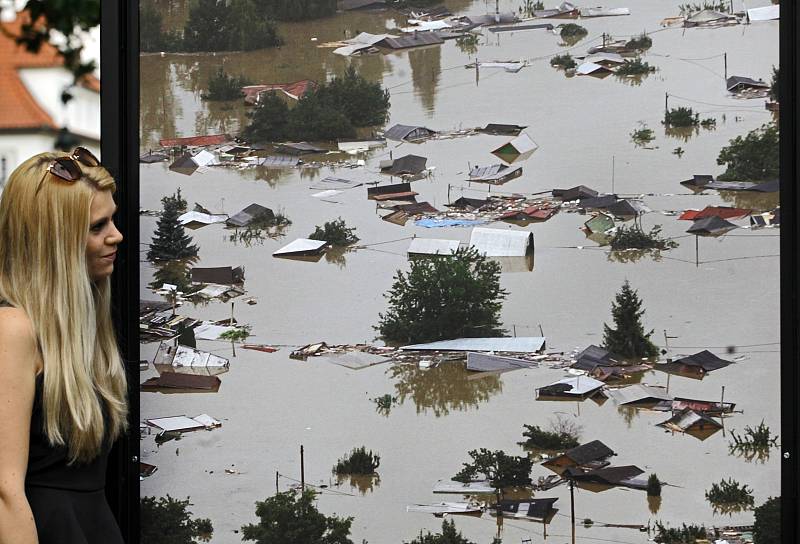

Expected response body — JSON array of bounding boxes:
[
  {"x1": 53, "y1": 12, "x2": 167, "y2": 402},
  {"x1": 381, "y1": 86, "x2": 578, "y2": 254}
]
[
  {"x1": 273, "y1": 238, "x2": 328, "y2": 256},
  {"x1": 227, "y1": 203, "x2": 274, "y2": 227},
  {"x1": 672, "y1": 350, "x2": 733, "y2": 372},
  {"x1": 381, "y1": 154, "x2": 428, "y2": 175},
  {"x1": 159, "y1": 134, "x2": 230, "y2": 147},
  {"x1": 466, "y1": 352, "x2": 537, "y2": 372},
  {"x1": 568, "y1": 465, "x2": 645, "y2": 487},
  {"x1": 468, "y1": 164, "x2": 523, "y2": 182},
  {"x1": 572, "y1": 345, "x2": 622, "y2": 371},
  {"x1": 377, "y1": 33, "x2": 444, "y2": 49},
  {"x1": 538, "y1": 376, "x2": 605, "y2": 396},
  {"x1": 554, "y1": 185, "x2": 600, "y2": 201},
  {"x1": 385, "y1": 124, "x2": 436, "y2": 141},
  {"x1": 686, "y1": 216, "x2": 737, "y2": 235},
  {"x1": 659, "y1": 408, "x2": 722, "y2": 431},
  {"x1": 408, "y1": 238, "x2": 460, "y2": 256},
  {"x1": 491, "y1": 132, "x2": 538, "y2": 158},
  {"x1": 563, "y1": 440, "x2": 615, "y2": 465},
  {"x1": 402, "y1": 337, "x2": 546, "y2": 353},
  {"x1": 470, "y1": 227, "x2": 533, "y2": 256},
  {"x1": 605, "y1": 384, "x2": 672, "y2": 405}
]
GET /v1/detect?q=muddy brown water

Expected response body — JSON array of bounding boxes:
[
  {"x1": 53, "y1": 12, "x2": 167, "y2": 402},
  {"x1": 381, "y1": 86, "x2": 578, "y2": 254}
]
[{"x1": 139, "y1": 1, "x2": 780, "y2": 542}]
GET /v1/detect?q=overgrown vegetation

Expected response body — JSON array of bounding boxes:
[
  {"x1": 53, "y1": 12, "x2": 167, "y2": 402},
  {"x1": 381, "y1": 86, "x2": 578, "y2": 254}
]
[
  {"x1": 615, "y1": 58, "x2": 655, "y2": 76},
  {"x1": 603, "y1": 280, "x2": 659, "y2": 359},
  {"x1": 455, "y1": 33, "x2": 479, "y2": 54},
  {"x1": 228, "y1": 211, "x2": 292, "y2": 246},
  {"x1": 519, "y1": 415, "x2": 581, "y2": 450},
  {"x1": 647, "y1": 474, "x2": 662, "y2": 497},
  {"x1": 625, "y1": 32, "x2": 652, "y2": 50},
  {"x1": 333, "y1": 446, "x2": 381, "y2": 475},
  {"x1": 559, "y1": 23, "x2": 588, "y2": 43},
  {"x1": 219, "y1": 325, "x2": 252, "y2": 343},
  {"x1": 407, "y1": 519, "x2": 496, "y2": 544},
  {"x1": 610, "y1": 225, "x2": 677, "y2": 251},
  {"x1": 240, "y1": 489, "x2": 354, "y2": 544},
  {"x1": 663, "y1": 107, "x2": 715, "y2": 128},
  {"x1": 140, "y1": 5, "x2": 182, "y2": 52},
  {"x1": 242, "y1": 66, "x2": 390, "y2": 142},
  {"x1": 521, "y1": 0, "x2": 546, "y2": 17},
  {"x1": 376, "y1": 247, "x2": 507, "y2": 344},
  {"x1": 308, "y1": 218, "x2": 359, "y2": 246},
  {"x1": 147, "y1": 189, "x2": 200, "y2": 264},
  {"x1": 149, "y1": 261, "x2": 192, "y2": 292},
  {"x1": 653, "y1": 521, "x2": 707, "y2": 543},
  {"x1": 453, "y1": 448, "x2": 533, "y2": 489},
  {"x1": 716, "y1": 122, "x2": 779, "y2": 181},
  {"x1": 550, "y1": 53, "x2": 577, "y2": 70},
  {"x1": 705, "y1": 478, "x2": 755, "y2": 514},
  {"x1": 678, "y1": 1, "x2": 728, "y2": 15},
  {"x1": 769, "y1": 66, "x2": 779, "y2": 102},
  {"x1": 202, "y1": 67, "x2": 250, "y2": 101},
  {"x1": 753, "y1": 497, "x2": 780, "y2": 544},
  {"x1": 141, "y1": 495, "x2": 214, "y2": 543},
  {"x1": 630, "y1": 123, "x2": 655, "y2": 147},
  {"x1": 372, "y1": 394, "x2": 398, "y2": 416},
  {"x1": 728, "y1": 421, "x2": 780, "y2": 462}
]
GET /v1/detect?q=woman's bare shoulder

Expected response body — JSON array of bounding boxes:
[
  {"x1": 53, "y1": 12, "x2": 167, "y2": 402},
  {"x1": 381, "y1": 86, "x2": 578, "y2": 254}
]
[{"x1": 0, "y1": 306, "x2": 41, "y2": 374}]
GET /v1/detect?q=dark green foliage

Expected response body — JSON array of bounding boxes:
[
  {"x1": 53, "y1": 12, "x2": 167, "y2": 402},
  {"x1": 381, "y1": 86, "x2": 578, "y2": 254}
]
[
  {"x1": 147, "y1": 190, "x2": 200, "y2": 263},
  {"x1": 219, "y1": 325, "x2": 252, "y2": 342},
  {"x1": 406, "y1": 519, "x2": 480, "y2": 544},
  {"x1": 202, "y1": 67, "x2": 250, "y2": 101},
  {"x1": 664, "y1": 107, "x2": 700, "y2": 127},
  {"x1": 716, "y1": 122, "x2": 779, "y2": 181},
  {"x1": 521, "y1": 0, "x2": 546, "y2": 16},
  {"x1": 333, "y1": 446, "x2": 380, "y2": 475},
  {"x1": 453, "y1": 448, "x2": 532, "y2": 489},
  {"x1": 615, "y1": 58, "x2": 655, "y2": 76},
  {"x1": 610, "y1": 225, "x2": 677, "y2": 251},
  {"x1": 242, "y1": 67, "x2": 389, "y2": 142},
  {"x1": 241, "y1": 489, "x2": 354, "y2": 544},
  {"x1": 647, "y1": 474, "x2": 662, "y2": 497},
  {"x1": 625, "y1": 33, "x2": 652, "y2": 50},
  {"x1": 519, "y1": 424, "x2": 579, "y2": 450},
  {"x1": 259, "y1": 0, "x2": 337, "y2": 21},
  {"x1": 315, "y1": 66, "x2": 392, "y2": 127},
  {"x1": 377, "y1": 247, "x2": 507, "y2": 343},
  {"x1": 308, "y1": 218, "x2": 359, "y2": 246},
  {"x1": 149, "y1": 261, "x2": 192, "y2": 292},
  {"x1": 228, "y1": 211, "x2": 291, "y2": 246},
  {"x1": 630, "y1": 124, "x2": 655, "y2": 146},
  {"x1": 455, "y1": 33, "x2": 479, "y2": 54},
  {"x1": 753, "y1": 497, "x2": 780, "y2": 544},
  {"x1": 140, "y1": 495, "x2": 213, "y2": 543},
  {"x1": 15, "y1": 1, "x2": 99, "y2": 101},
  {"x1": 373, "y1": 394, "x2": 398, "y2": 416},
  {"x1": 728, "y1": 420, "x2": 779, "y2": 462},
  {"x1": 653, "y1": 521, "x2": 707, "y2": 543},
  {"x1": 140, "y1": 5, "x2": 182, "y2": 53},
  {"x1": 602, "y1": 280, "x2": 659, "y2": 359},
  {"x1": 181, "y1": 0, "x2": 282, "y2": 53},
  {"x1": 560, "y1": 23, "x2": 587, "y2": 38},
  {"x1": 705, "y1": 478, "x2": 755, "y2": 513},
  {"x1": 550, "y1": 53, "x2": 577, "y2": 69},
  {"x1": 769, "y1": 66, "x2": 779, "y2": 101},
  {"x1": 242, "y1": 92, "x2": 291, "y2": 143},
  {"x1": 678, "y1": 1, "x2": 728, "y2": 15}
]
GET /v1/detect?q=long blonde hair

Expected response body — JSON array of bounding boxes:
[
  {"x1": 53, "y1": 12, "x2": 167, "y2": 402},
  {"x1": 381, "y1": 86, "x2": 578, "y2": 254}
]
[{"x1": 0, "y1": 152, "x2": 128, "y2": 463}]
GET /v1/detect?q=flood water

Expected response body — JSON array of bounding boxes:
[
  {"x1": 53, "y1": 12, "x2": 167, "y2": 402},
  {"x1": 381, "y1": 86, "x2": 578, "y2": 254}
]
[{"x1": 139, "y1": 1, "x2": 781, "y2": 542}]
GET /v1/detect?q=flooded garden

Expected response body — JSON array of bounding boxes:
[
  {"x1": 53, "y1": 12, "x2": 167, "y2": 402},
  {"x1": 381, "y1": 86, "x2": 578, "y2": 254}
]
[{"x1": 138, "y1": 1, "x2": 781, "y2": 542}]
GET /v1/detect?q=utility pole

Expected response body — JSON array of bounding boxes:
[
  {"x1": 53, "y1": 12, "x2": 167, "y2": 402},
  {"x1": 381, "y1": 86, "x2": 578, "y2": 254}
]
[
  {"x1": 538, "y1": 323, "x2": 544, "y2": 337},
  {"x1": 300, "y1": 445, "x2": 305, "y2": 490},
  {"x1": 663, "y1": 329, "x2": 670, "y2": 352},
  {"x1": 665, "y1": 92, "x2": 669, "y2": 119},
  {"x1": 724, "y1": 52, "x2": 728, "y2": 80},
  {"x1": 570, "y1": 478, "x2": 576, "y2": 544},
  {"x1": 276, "y1": 470, "x2": 279, "y2": 494},
  {"x1": 611, "y1": 155, "x2": 615, "y2": 194},
  {"x1": 695, "y1": 235, "x2": 699, "y2": 266}
]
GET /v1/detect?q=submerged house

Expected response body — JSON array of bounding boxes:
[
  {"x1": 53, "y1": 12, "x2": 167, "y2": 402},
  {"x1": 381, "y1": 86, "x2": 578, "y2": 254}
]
[
  {"x1": 384, "y1": 124, "x2": 437, "y2": 142},
  {"x1": 493, "y1": 498, "x2": 558, "y2": 522},
  {"x1": 658, "y1": 408, "x2": 722, "y2": 439},
  {"x1": 571, "y1": 345, "x2": 623, "y2": 371},
  {"x1": 553, "y1": 185, "x2": 599, "y2": 201},
  {"x1": 468, "y1": 164, "x2": 523, "y2": 184},
  {"x1": 478, "y1": 123, "x2": 527, "y2": 135},
  {"x1": 491, "y1": 132, "x2": 538, "y2": 162},
  {"x1": 605, "y1": 384, "x2": 672, "y2": 406},
  {"x1": 367, "y1": 182, "x2": 418, "y2": 201},
  {"x1": 140, "y1": 373, "x2": 222, "y2": 394},
  {"x1": 656, "y1": 350, "x2": 733, "y2": 379},
  {"x1": 686, "y1": 216, "x2": 738, "y2": 236},
  {"x1": 407, "y1": 238, "x2": 460, "y2": 257},
  {"x1": 536, "y1": 376, "x2": 605, "y2": 399},
  {"x1": 679, "y1": 206, "x2": 751, "y2": 221},
  {"x1": 448, "y1": 197, "x2": 489, "y2": 211},
  {"x1": 542, "y1": 440, "x2": 616, "y2": 474},
  {"x1": 226, "y1": 203, "x2": 275, "y2": 227},
  {"x1": 153, "y1": 342, "x2": 230, "y2": 372},
  {"x1": 564, "y1": 465, "x2": 647, "y2": 490},
  {"x1": 190, "y1": 266, "x2": 245, "y2": 286},
  {"x1": 168, "y1": 149, "x2": 218, "y2": 175},
  {"x1": 534, "y1": 1, "x2": 580, "y2": 18},
  {"x1": 380, "y1": 154, "x2": 428, "y2": 176},
  {"x1": 469, "y1": 227, "x2": 534, "y2": 256},
  {"x1": 402, "y1": 337, "x2": 546, "y2": 354},
  {"x1": 680, "y1": 174, "x2": 714, "y2": 192},
  {"x1": 684, "y1": 9, "x2": 738, "y2": 27},
  {"x1": 272, "y1": 238, "x2": 328, "y2": 258},
  {"x1": 726, "y1": 75, "x2": 770, "y2": 95}
]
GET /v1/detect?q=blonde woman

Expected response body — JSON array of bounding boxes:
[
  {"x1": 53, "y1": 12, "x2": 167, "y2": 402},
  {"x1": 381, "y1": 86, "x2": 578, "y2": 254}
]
[{"x1": 0, "y1": 149, "x2": 128, "y2": 543}]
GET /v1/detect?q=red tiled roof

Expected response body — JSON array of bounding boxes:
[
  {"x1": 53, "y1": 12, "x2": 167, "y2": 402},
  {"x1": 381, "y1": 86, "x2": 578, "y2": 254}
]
[
  {"x1": 0, "y1": 12, "x2": 100, "y2": 131},
  {"x1": 158, "y1": 134, "x2": 232, "y2": 147},
  {"x1": 242, "y1": 80, "x2": 317, "y2": 104},
  {"x1": 679, "y1": 206, "x2": 751, "y2": 221}
]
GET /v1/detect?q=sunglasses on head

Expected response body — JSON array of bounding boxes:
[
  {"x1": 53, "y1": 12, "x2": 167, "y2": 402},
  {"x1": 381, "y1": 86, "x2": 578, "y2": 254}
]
[{"x1": 47, "y1": 147, "x2": 101, "y2": 182}]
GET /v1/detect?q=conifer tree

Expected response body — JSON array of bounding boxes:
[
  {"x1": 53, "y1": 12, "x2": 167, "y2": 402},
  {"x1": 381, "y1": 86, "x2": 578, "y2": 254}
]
[
  {"x1": 602, "y1": 280, "x2": 659, "y2": 358},
  {"x1": 147, "y1": 189, "x2": 199, "y2": 263}
]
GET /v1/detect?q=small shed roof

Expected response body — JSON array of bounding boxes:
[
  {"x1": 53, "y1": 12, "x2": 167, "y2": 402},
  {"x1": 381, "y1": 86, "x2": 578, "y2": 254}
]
[
  {"x1": 368, "y1": 182, "x2": 414, "y2": 198},
  {"x1": 178, "y1": 211, "x2": 228, "y2": 227},
  {"x1": 274, "y1": 142, "x2": 327, "y2": 155},
  {"x1": 408, "y1": 238, "x2": 460, "y2": 256},
  {"x1": 466, "y1": 352, "x2": 537, "y2": 372},
  {"x1": 448, "y1": 197, "x2": 489, "y2": 210},
  {"x1": 258, "y1": 155, "x2": 300, "y2": 168},
  {"x1": 576, "y1": 62, "x2": 613, "y2": 76},
  {"x1": 491, "y1": 132, "x2": 538, "y2": 159},
  {"x1": 468, "y1": 164, "x2": 523, "y2": 183},
  {"x1": 563, "y1": 440, "x2": 615, "y2": 465},
  {"x1": 385, "y1": 124, "x2": 436, "y2": 141},
  {"x1": 572, "y1": 345, "x2": 622, "y2": 371},
  {"x1": 190, "y1": 266, "x2": 244, "y2": 285},
  {"x1": 585, "y1": 52, "x2": 626, "y2": 64},
  {"x1": 686, "y1": 9, "x2": 732, "y2": 23},
  {"x1": 583, "y1": 213, "x2": 615, "y2": 234},
  {"x1": 726, "y1": 75, "x2": 769, "y2": 92},
  {"x1": 686, "y1": 216, "x2": 737, "y2": 236},
  {"x1": 381, "y1": 154, "x2": 428, "y2": 176},
  {"x1": 377, "y1": 32, "x2": 444, "y2": 49},
  {"x1": 140, "y1": 373, "x2": 221, "y2": 392},
  {"x1": 579, "y1": 194, "x2": 618, "y2": 209},
  {"x1": 273, "y1": 238, "x2": 328, "y2": 256},
  {"x1": 568, "y1": 465, "x2": 645, "y2": 487},
  {"x1": 658, "y1": 408, "x2": 722, "y2": 432},
  {"x1": 538, "y1": 376, "x2": 605, "y2": 396},
  {"x1": 605, "y1": 384, "x2": 671, "y2": 405},
  {"x1": 671, "y1": 350, "x2": 733, "y2": 372},
  {"x1": 226, "y1": 204, "x2": 274, "y2": 227},
  {"x1": 470, "y1": 227, "x2": 533, "y2": 256},
  {"x1": 146, "y1": 415, "x2": 205, "y2": 433},
  {"x1": 607, "y1": 199, "x2": 649, "y2": 218},
  {"x1": 554, "y1": 185, "x2": 599, "y2": 201},
  {"x1": 497, "y1": 498, "x2": 558, "y2": 520},
  {"x1": 678, "y1": 206, "x2": 751, "y2": 221},
  {"x1": 402, "y1": 337, "x2": 546, "y2": 353}
]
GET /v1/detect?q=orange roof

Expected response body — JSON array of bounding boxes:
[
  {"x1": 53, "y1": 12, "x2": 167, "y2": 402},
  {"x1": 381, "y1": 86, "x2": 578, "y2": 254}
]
[
  {"x1": 0, "y1": 12, "x2": 99, "y2": 131},
  {"x1": 158, "y1": 134, "x2": 232, "y2": 147}
]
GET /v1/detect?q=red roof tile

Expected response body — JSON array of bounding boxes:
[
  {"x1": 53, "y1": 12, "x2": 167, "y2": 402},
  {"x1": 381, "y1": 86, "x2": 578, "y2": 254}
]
[
  {"x1": 158, "y1": 134, "x2": 232, "y2": 147},
  {"x1": 679, "y1": 206, "x2": 751, "y2": 221},
  {"x1": 0, "y1": 12, "x2": 100, "y2": 131}
]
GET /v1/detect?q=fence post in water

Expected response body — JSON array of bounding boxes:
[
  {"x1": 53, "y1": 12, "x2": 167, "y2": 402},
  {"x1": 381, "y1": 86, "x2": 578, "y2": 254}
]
[
  {"x1": 695, "y1": 235, "x2": 699, "y2": 266},
  {"x1": 665, "y1": 92, "x2": 669, "y2": 120},
  {"x1": 538, "y1": 323, "x2": 544, "y2": 337},
  {"x1": 300, "y1": 445, "x2": 305, "y2": 490},
  {"x1": 724, "y1": 52, "x2": 728, "y2": 80},
  {"x1": 276, "y1": 470, "x2": 279, "y2": 494}
]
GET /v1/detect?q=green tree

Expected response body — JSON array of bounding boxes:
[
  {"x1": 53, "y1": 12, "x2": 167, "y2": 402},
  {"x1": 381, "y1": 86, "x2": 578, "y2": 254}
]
[
  {"x1": 753, "y1": 497, "x2": 780, "y2": 544},
  {"x1": 407, "y1": 519, "x2": 492, "y2": 544},
  {"x1": 716, "y1": 122, "x2": 779, "y2": 181},
  {"x1": 315, "y1": 66, "x2": 391, "y2": 127},
  {"x1": 519, "y1": 423, "x2": 579, "y2": 451},
  {"x1": 242, "y1": 91, "x2": 291, "y2": 143},
  {"x1": 182, "y1": 0, "x2": 281, "y2": 52},
  {"x1": 149, "y1": 261, "x2": 192, "y2": 292},
  {"x1": 602, "y1": 280, "x2": 659, "y2": 359},
  {"x1": 453, "y1": 448, "x2": 532, "y2": 489},
  {"x1": 260, "y1": 0, "x2": 338, "y2": 20},
  {"x1": 241, "y1": 489, "x2": 354, "y2": 544},
  {"x1": 308, "y1": 218, "x2": 359, "y2": 246},
  {"x1": 202, "y1": 67, "x2": 250, "y2": 101},
  {"x1": 769, "y1": 66, "x2": 779, "y2": 101},
  {"x1": 647, "y1": 474, "x2": 662, "y2": 497},
  {"x1": 140, "y1": 4, "x2": 181, "y2": 52},
  {"x1": 333, "y1": 446, "x2": 380, "y2": 475},
  {"x1": 377, "y1": 247, "x2": 507, "y2": 344},
  {"x1": 147, "y1": 190, "x2": 200, "y2": 263},
  {"x1": 140, "y1": 495, "x2": 213, "y2": 543},
  {"x1": 287, "y1": 93, "x2": 356, "y2": 141}
]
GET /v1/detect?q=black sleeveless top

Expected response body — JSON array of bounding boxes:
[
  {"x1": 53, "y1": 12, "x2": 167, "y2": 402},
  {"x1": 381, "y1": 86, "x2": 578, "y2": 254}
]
[{"x1": 0, "y1": 299, "x2": 123, "y2": 543}]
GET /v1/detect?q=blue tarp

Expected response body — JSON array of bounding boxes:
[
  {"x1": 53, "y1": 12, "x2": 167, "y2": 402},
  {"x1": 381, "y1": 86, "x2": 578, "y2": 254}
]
[{"x1": 416, "y1": 218, "x2": 486, "y2": 228}]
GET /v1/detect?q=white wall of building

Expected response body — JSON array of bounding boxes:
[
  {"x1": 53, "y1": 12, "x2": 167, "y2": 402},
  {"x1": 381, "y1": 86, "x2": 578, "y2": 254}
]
[
  {"x1": 0, "y1": 133, "x2": 101, "y2": 188},
  {"x1": 18, "y1": 67, "x2": 101, "y2": 140}
]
